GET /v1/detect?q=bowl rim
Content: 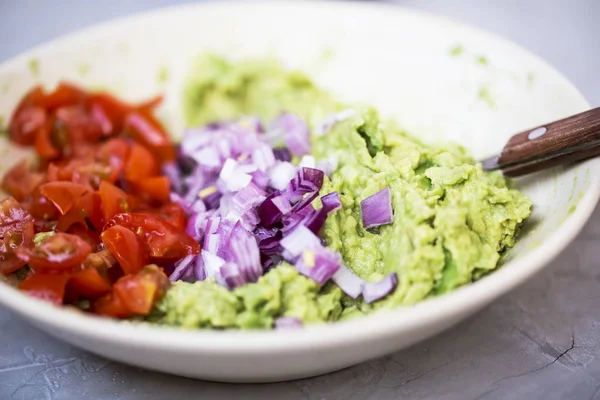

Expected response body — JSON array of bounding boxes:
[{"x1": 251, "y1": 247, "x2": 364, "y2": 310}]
[{"x1": 0, "y1": 0, "x2": 598, "y2": 354}]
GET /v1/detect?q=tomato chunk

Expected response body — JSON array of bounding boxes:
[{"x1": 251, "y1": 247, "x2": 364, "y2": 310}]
[
  {"x1": 130, "y1": 176, "x2": 171, "y2": 204},
  {"x1": 2, "y1": 160, "x2": 44, "y2": 202},
  {"x1": 101, "y1": 225, "x2": 148, "y2": 275},
  {"x1": 0, "y1": 197, "x2": 35, "y2": 274},
  {"x1": 68, "y1": 264, "x2": 111, "y2": 298},
  {"x1": 19, "y1": 271, "x2": 70, "y2": 305},
  {"x1": 16, "y1": 232, "x2": 92, "y2": 271},
  {"x1": 99, "y1": 181, "x2": 131, "y2": 221},
  {"x1": 93, "y1": 265, "x2": 169, "y2": 317},
  {"x1": 124, "y1": 111, "x2": 175, "y2": 162},
  {"x1": 105, "y1": 213, "x2": 199, "y2": 262},
  {"x1": 40, "y1": 181, "x2": 90, "y2": 215},
  {"x1": 124, "y1": 142, "x2": 159, "y2": 181}
]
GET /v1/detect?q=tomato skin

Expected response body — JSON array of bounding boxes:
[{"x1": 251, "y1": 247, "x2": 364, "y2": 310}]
[
  {"x1": 0, "y1": 197, "x2": 35, "y2": 274},
  {"x1": 105, "y1": 213, "x2": 199, "y2": 262},
  {"x1": 2, "y1": 160, "x2": 44, "y2": 202},
  {"x1": 131, "y1": 176, "x2": 171, "y2": 204},
  {"x1": 88, "y1": 93, "x2": 133, "y2": 133},
  {"x1": 124, "y1": 142, "x2": 159, "y2": 181},
  {"x1": 34, "y1": 114, "x2": 60, "y2": 160},
  {"x1": 43, "y1": 82, "x2": 87, "y2": 111},
  {"x1": 144, "y1": 202, "x2": 187, "y2": 231},
  {"x1": 19, "y1": 271, "x2": 70, "y2": 305},
  {"x1": 101, "y1": 225, "x2": 148, "y2": 275},
  {"x1": 99, "y1": 181, "x2": 131, "y2": 222},
  {"x1": 96, "y1": 138, "x2": 130, "y2": 183},
  {"x1": 93, "y1": 265, "x2": 169, "y2": 317},
  {"x1": 55, "y1": 106, "x2": 103, "y2": 145},
  {"x1": 92, "y1": 292, "x2": 130, "y2": 318},
  {"x1": 124, "y1": 111, "x2": 175, "y2": 162},
  {"x1": 16, "y1": 232, "x2": 92, "y2": 272},
  {"x1": 113, "y1": 265, "x2": 170, "y2": 315},
  {"x1": 137, "y1": 94, "x2": 163, "y2": 112},
  {"x1": 68, "y1": 264, "x2": 111, "y2": 298},
  {"x1": 9, "y1": 86, "x2": 47, "y2": 146},
  {"x1": 39, "y1": 181, "x2": 90, "y2": 215}
]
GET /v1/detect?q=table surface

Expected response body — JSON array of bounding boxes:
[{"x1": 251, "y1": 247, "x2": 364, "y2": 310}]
[{"x1": 1, "y1": 0, "x2": 599, "y2": 399}]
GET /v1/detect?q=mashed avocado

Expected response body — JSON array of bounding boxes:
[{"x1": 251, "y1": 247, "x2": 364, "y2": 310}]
[{"x1": 151, "y1": 55, "x2": 531, "y2": 329}]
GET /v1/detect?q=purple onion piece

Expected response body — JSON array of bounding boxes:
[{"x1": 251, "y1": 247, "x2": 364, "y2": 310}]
[
  {"x1": 360, "y1": 187, "x2": 393, "y2": 229},
  {"x1": 270, "y1": 113, "x2": 311, "y2": 157},
  {"x1": 273, "y1": 147, "x2": 292, "y2": 162},
  {"x1": 294, "y1": 247, "x2": 341, "y2": 285},
  {"x1": 321, "y1": 192, "x2": 341, "y2": 214},
  {"x1": 362, "y1": 273, "x2": 398, "y2": 304},
  {"x1": 274, "y1": 317, "x2": 303, "y2": 329}
]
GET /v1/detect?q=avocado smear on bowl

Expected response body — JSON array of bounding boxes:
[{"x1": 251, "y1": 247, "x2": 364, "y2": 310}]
[{"x1": 148, "y1": 55, "x2": 532, "y2": 329}]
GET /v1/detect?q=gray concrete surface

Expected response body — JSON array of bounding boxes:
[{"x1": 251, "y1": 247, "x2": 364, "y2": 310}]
[{"x1": 1, "y1": 0, "x2": 599, "y2": 399}]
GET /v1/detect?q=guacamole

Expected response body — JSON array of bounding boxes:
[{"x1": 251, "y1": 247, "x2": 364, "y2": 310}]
[{"x1": 150, "y1": 55, "x2": 531, "y2": 329}]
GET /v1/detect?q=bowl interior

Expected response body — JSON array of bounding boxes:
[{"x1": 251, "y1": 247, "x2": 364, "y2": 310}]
[{"x1": 0, "y1": 1, "x2": 596, "y2": 377}]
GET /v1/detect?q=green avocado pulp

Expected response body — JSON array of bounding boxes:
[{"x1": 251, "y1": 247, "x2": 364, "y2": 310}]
[{"x1": 148, "y1": 55, "x2": 532, "y2": 329}]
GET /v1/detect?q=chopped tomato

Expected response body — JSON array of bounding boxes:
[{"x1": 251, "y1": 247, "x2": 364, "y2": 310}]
[
  {"x1": 124, "y1": 142, "x2": 159, "y2": 181},
  {"x1": 39, "y1": 181, "x2": 90, "y2": 215},
  {"x1": 101, "y1": 225, "x2": 148, "y2": 275},
  {"x1": 113, "y1": 265, "x2": 170, "y2": 315},
  {"x1": 68, "y1": 264, "x2": 111, "y2": 298},
  {"x1": 105, "y1": 213, "x2": 199, "y2": 262},
  {"x1": 19, "y1": 271, "x2": 70, "y2": 305},
  {"x1": 93, "y1": 265, "x2": 169, "y2": 317},
  {"x1": 92, "y1": 291, "x2": 130, "y2": 318},
  {"x1": 43, "y1": 82, "x2": 87, "y2": 111},
  {"x1": 98, "y1": 181, "x2": 131, "y2": 222},
  {"x1": 130, "y1": 176, "x2": 171, "y2": 204},
  {"x1": 96, "y1": 138, "x2": 130, "y2": 183},
  {"x1": 9, "y1": 86, "x2": 47, "y2": 146},
  {"x1": 55, "y1": 106, "x2": 103, "y2": 147},
  {"x1": 137, "y1": 94, "x2": 163, "y2": 112},
  {"x1": 88, "y1": 92, "x2": 133, "y2": 133},
  {"x1": 145, "y1": 202, "x2": 187, "y2": 231},
  {"x1": 2, "y1": 160, "x2": 44, "y2": 202},
  {"x1": 4, "y1": 83, "x2": 184, "y2": 318},
  {"x1": 0, "y1": 197, "x2": 35, "y2": 274},
  {"x1": 66, "y1": 225, "x2": 101, "y2": 250},
  {"x1": 124, "y1": 111, "x2": 175, "y2": 162},
  {"x1": 57, "y1": 191, "x2": 103, "y2": 232},
  {"x1": 16, "y1": 232, "x2": 92, "y2": 271},
  {"x1": 34, "y1": 114, "x2": 60, "y2": 159},
  {"x1": 26, "y1": 187, "x2": 62, "y2": 221}
]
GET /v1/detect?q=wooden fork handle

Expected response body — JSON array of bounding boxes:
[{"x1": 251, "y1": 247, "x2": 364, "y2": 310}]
[{"x1": 494, "y1": 107, "x2": 600, "y2": 177}]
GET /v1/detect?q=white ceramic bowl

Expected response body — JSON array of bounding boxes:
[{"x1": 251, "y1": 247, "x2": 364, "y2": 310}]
[{"x1": 0, "y1": 1, "x2": 597, "y2": 383}]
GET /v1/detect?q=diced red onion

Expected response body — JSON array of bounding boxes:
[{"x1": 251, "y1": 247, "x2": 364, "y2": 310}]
[
  {"x1": 163, "y1": 162, "x2": 184, "y2": 194},
  {"x1": 270, "y1": 113, "x2": 311, "y2": 157},
  {"x1": 280, "y1": 225, "x2": 322, "y2": 261},
  {"x1": 299, "y1": 155, "x2": 316, "y2": 169},
  {"x1": 294, "y1": 247, "x2": 341, "y2": 285},
  {"x1": 220, "y1": 262, "x2": 246, "y2": 289},
  {"x1": 193, "y1": 254, "x2": 206, "y2": 281},
  {"x1": 273, "y1": 147, "x2": 292, "y2": 162},
  {"x1": 331, "y1": 264, "x2": 364, "y2": 298},
  {"x1": 321, "y1": 192, "x2": 341, "y2": 213},
  {"x1": 274, "y1": 317, "x2": 303, "y2": 329},
  {"x1": 219, "y1": 158, "x2": 253, "y2": 192},
  {"x1": 362, "y1": 273, "x2": 398, "y2": 304},
  {"x1": 252, "y1": 143, "x2": 276, "y2": 171},
  {"x1": 169, "y1": 255, "x2": 196, "y2": 282},
  {"x1": 225, "y1": 222, "x2": 262, "y2": 283},
  {"x1": 259, "y1": 191, "x2": 292, "y2": 227},
  {"x1": 201, "y1": 250, "x2": 226, "y2": 283},
  {"x1": 360, "y1": 187, "x2": 393, "y2": 229},
  {"x1": 268, "y1": 162, "x2": 298, "y2": 190}
]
